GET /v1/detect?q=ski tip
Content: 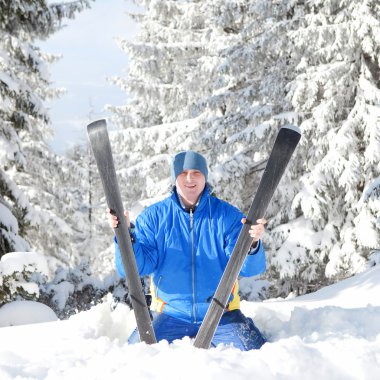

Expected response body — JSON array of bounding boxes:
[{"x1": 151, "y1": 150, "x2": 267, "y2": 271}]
[
  {"x1": 87, "y1": 119, "x2": 107, "y2": 134},
  {"x1": 281, "y1": 124, "x2": 301, "y2": 135}
]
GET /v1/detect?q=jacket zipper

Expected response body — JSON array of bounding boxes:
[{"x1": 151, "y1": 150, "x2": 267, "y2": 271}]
[{"x1": 190, "y1": 208, "x2": 196, "y2": 323}]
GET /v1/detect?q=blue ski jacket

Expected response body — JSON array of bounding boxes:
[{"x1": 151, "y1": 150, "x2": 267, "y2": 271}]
[{"x1": 115, "y1": 186, "x2": 266, "y2": 323}]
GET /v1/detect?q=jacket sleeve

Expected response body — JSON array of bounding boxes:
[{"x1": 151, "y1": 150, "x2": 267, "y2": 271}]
[
  {"x1": 240, "y1": 240, "x2": 266, "y2": 277},
  {"x1": 114, "y1": 208, "x2": 160, "y2": 278},
  {"x1": 224, "y1": 207, "x2": 266, "y2": 278}
]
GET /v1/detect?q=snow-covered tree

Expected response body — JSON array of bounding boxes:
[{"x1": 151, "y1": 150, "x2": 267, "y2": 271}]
[
  {"x1": 65, "y1": 139, "x2": 114, "y2": 272},
  {"x1": 269, "y1": 0, "x2": 380, "y2": 295},
  {"x1": 0, "y1": 0, "x2": 91, "y2": 261},
  {"x1": 109, "y1": 0, "x2": 218, "y2": 129}
]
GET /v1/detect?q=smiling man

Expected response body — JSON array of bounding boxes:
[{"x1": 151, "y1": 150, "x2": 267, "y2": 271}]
[{"x1": 108, "y1": 150, "x2": 267, "y2": 350}]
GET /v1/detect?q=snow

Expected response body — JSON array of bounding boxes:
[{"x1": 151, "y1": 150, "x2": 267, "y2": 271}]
[
  {"x1": 0, "y1": 266, "x2": 379, "y2": 379},
  {"x1": 0, "y1": 252, "x2": 49, "y2": 277},
  {"x1": 0, "y1": 301, "x2": 58, "y2": 327},
  {"x1": 282, "y1": 124, "x2": 301, "y2": 135},
  {"x1": 0, "y1": 203, "x2": 19, "y2": 233}
]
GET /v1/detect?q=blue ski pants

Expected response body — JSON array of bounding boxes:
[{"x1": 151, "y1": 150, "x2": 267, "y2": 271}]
[{"x1": 128, "y1": 309, "x2": 266, "y2": 351}]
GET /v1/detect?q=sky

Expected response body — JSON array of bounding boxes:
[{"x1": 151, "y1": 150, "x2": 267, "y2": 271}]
[
  {"x1": 0, "y1": 251, "x2": 379, "y2": 379},
  {"x1": 38, "y1": 0, "x2": 139, "y2": 154}
]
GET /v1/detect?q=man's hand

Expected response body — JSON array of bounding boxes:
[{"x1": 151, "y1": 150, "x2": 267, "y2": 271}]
[
  {"x1": 106, "y1": 208, "x2": 130, "y2": 229},
  {"x1": 241, "y1": 218, "x2": 267, "y2": 242}
]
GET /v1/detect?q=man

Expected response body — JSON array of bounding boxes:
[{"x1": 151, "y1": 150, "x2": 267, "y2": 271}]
[{"x1": 108, "y1": 150, "x2": 267, "y2": 350}]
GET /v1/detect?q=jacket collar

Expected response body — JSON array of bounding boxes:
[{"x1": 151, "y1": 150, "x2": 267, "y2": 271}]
[{"x1": 171, "y1": 184, "x2": 211, "y2": 214}]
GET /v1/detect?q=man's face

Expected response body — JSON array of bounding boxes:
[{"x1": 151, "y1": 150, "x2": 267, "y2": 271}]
[{"x1": 176, "y1": 169, "x2": 206, "y2": 207}]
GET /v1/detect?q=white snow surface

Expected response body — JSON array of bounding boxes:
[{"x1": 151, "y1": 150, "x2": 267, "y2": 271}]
[
  {"x1": 0, "y1": 266, "x2": 379, "y2": 380},
  {"x1": 0, "y1": 301, "x2": 58, "y2": 327},
  {"x1": 0, "y1": 252, "x2": 50, "y2": 277}
]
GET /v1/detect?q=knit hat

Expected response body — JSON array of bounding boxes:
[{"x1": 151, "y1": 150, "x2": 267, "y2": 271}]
[{"x1": 171, "y1": 151, "x2": 208, "y2": 182}]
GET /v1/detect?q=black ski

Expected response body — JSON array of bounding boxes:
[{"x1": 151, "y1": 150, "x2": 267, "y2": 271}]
[
  {"x1": 193, "y1": 125, "x2": 301, "y2": 349},
  {"x1": 87, "y1": 119, "x2": 156, "y2": 345}
]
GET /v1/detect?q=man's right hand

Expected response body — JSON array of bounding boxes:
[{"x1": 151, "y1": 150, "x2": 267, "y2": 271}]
[{"x1": 106, "y1": 208, "x2": 131, "y2": 229}]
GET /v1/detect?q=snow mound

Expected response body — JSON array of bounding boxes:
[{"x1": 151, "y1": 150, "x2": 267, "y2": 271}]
[
  {"x1": 0, "y1": 301, "x2": 58, "y2": 327},
  {"x1": 0, "y1": 251, "x2": 49, "y2": 277}
]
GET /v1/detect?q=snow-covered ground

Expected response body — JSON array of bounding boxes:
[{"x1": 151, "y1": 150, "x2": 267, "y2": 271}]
[{"x1": 0, "y1": 265, "x2": 379, "y2": 380}]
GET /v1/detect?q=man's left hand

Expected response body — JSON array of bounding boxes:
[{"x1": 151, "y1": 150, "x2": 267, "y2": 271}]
[{"x1": 241, "y1": 218, "x2": 267, "y2": 242}]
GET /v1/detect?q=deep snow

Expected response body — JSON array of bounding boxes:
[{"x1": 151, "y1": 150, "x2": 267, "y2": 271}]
[{"x1": 0, "y1": 264, "x2": 379, "y2": 379}]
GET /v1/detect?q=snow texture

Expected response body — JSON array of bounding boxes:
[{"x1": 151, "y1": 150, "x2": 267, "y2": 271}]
[{"x1": 0, "y1": 265, "x2": 379, "y2": 379}]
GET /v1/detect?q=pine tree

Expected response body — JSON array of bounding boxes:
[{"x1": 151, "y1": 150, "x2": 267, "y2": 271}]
[
  {"x1": 0, "y1": 0, "x2": 91, "y2": 261},
  {"x1": 109, "y1": 0, "x2": 217, "y2": 129},
  {"x1": 267, "y1": 0, "x2": 380, "y2": 295},
  {"x1": 65, "y1": 138, "x2": 113, "y2": 273}
]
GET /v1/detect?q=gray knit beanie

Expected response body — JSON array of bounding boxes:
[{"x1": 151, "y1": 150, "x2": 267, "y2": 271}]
[{"x1": 171, "y1": 151, "x2": 208, "y2": 182}]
